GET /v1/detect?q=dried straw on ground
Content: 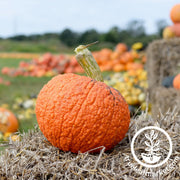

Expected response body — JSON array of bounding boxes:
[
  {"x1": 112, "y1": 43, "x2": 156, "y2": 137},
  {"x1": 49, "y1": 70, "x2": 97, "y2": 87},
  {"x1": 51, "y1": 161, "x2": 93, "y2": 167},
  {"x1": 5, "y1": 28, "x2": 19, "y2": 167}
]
[{"x1": 0, "y1": 111, "x2": 180, "y2": 180}]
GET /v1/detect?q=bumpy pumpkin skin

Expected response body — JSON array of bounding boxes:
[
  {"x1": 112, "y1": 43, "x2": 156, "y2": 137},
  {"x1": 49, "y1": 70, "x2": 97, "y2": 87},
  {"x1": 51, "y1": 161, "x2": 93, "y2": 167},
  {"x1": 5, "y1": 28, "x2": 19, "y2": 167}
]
[
  {"x1": 173, "y1": 73, "x2": 180, "y2": 90},
  {"x1": 36, "y1": 73, "x2": 130, "y2": 153}
]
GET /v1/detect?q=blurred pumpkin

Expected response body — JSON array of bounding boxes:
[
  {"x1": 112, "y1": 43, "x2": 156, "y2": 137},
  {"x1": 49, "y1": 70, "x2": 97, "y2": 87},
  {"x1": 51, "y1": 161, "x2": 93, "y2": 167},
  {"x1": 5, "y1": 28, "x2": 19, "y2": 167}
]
[
  {"x1": 171, "y1": 23, "x2": 180, "y2": 36},
  {"x1": 141, "y1": 56, "x2": 147, "y2": 63},
  {"x1": 163, "y1": 26, "x2": 175, "y2": 39},
  {"x1": 110, "y1": 51, "x2": 121, "y2": 60},
  {"x1": 119, "y1": 52, "x2": 133, "y2": 64},
  {"x1": 100, "y1": 62, "x2": 113, "y2": 71},
  {"x1": 115, "y1": 43, "x2": 127, "y2": 53},
  {"x1": 170, "y1": 4, "x2": 180, "y2": 23},
  {"x1": 100, "y1": 48, "x2": 113, "y2": 60},
  {"x1": 113, "y1": 64, "x2": 125, "y2": 72},
  {"x1": 173, "y1": 73, "x2": 180, "y2": 89},
  {"x1": 126, "y1": 62, "x2": 143, "y2": 71},
  {"x1": 0, "y1": 108, "x2": 18, "y2": 133}
]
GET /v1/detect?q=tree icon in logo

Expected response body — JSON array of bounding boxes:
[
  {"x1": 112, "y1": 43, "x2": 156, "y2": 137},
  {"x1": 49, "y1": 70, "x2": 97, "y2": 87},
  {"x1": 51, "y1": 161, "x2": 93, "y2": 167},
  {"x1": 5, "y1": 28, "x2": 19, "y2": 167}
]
[
  {"x1": 131, "y1": 126, "x2": 173, "y2": 168},
  {"x1": 141, "y1": 130, "x2": 161, "y2": 164}
]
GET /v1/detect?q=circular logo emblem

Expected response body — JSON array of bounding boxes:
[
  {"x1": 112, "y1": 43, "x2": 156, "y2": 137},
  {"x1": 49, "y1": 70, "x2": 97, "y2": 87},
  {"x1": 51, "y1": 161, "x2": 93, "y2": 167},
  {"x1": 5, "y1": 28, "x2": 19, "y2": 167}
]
[{"x1": 131, "y1": 126, "x2": 172, "y2": 168}]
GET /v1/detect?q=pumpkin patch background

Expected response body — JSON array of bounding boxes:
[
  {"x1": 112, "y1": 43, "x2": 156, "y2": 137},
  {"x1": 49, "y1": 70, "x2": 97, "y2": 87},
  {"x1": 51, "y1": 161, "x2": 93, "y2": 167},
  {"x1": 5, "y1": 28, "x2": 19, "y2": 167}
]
[{"x1": 0, "y1": 1, "x2": 180, "y2": 179}]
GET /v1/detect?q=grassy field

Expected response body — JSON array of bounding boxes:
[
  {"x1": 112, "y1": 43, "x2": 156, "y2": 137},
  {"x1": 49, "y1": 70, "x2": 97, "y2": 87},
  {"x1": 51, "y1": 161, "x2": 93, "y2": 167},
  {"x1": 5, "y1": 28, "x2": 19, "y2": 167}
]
[
  {"x1": 0, "y1": 39, "x2": 72, "y2": 54},
  {"x1": 0, "y1": 39, "x2": 115, "y2": 54}
]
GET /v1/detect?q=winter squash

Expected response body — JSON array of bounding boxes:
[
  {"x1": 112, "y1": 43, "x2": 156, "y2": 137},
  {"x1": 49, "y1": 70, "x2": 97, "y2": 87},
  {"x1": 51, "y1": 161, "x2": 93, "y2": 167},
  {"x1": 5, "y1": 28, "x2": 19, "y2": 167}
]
[
  {"x1": 131, "y1": 42, "x2": 143, "y2": 51},
  {"x1": 0, "y1": 108, "x2": 18, "y2": 133},
  {"x1": 36, "y1": 43, "x2": 130, "y2": 153},
  {"x1": 163, "y1": 26, "x2": 175, "y2": 39},
  {"x1": 170, "y1": 4, "x2": 180, "y2": 23},
  {"x1": 173, "y1": 73, "x2": 180, "y2": 89}
]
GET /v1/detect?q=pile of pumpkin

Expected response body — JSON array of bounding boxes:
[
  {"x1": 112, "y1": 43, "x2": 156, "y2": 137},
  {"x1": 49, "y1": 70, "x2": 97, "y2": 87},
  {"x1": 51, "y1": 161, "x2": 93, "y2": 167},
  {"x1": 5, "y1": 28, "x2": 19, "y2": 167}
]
[
  {"x1": 105, "y1": 69, "x2": 149, "y2": 115},
  {"x1": 1, "y1": 43, "x2": 145, "y2": 77},
  {"x1": 1, "y1": 53, "x2": 83, "y2": 77},
  {"x1": 0, "y1": 77, "x2": 11, "y2": 86},
  {"x1": 93, "y1": 43, "x2": 146, "y2": 72},
  {"x1": 162, "y1": 73, "x2": 180, "y2": 89},
  {"x1": 163, "y1": 4, "x2": 180, "y2": 39}
]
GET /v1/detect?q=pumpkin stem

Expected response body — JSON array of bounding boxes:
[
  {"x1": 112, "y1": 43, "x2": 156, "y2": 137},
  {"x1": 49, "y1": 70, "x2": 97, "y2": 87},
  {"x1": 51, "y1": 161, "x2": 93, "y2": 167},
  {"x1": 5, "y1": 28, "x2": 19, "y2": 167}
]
[
  {"x1": 75, "y1": 42, "x2": 104, "y2": 82},
  {"x1": 82, "y1": 41, "x2": 99, "y2": 49}
]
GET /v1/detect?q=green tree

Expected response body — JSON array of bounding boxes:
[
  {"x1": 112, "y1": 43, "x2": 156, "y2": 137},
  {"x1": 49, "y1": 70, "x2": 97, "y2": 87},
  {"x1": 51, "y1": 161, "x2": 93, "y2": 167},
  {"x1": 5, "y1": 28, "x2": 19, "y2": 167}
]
[
  {"x1": 59, "y1": 28, "x2": 79, "y2": 47},
  {"x1": 9, "y1": 35, "x2": 28, "y2": 41},
  {"x1": 126, "y1": 20, "x2": 146, "y2": 37},
  {"x1": 103, "y1": 26, "x2": 120, "y2": 43},
  {"x1": 78, "y1": 29, "x2": 99, "y2": 44},
  {"x1": 156, "y1": 19, "x2": 168, "y2": 37}
]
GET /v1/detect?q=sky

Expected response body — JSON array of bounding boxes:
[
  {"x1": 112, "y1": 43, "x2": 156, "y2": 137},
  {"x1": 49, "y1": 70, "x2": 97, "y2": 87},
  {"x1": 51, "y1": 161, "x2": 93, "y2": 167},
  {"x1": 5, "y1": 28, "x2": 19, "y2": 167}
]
[{"x1": 0, "y1": 0, "x2": 179, "y2": 37}]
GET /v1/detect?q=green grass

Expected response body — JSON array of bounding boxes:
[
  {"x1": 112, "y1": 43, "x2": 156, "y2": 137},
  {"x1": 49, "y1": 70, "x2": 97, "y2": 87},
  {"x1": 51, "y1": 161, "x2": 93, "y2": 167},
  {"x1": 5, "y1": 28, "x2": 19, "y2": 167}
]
[
  {"x1": 0, "y1": 39, "x2": 116, "y2": 54},
  {"x1": 0, "y1": 39, "x2": 73, "y2": 54},
  {"x1": 0, "y1": 58, "x2": 29, "y2": 68}
]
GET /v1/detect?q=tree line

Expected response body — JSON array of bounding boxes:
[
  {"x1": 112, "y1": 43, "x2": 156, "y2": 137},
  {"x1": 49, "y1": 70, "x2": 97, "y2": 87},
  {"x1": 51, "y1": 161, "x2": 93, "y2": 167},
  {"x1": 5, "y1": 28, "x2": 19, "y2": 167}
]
[{"x1": 8, "y1": 19, "x2": 168, "y2": 49}]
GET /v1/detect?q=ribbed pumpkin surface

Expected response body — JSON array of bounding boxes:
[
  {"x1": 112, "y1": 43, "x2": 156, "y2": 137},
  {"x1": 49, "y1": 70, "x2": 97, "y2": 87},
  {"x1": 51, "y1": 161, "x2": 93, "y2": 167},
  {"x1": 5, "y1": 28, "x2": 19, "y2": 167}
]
[{"x1": 36, "y1": 73, "x2": 130, "y2": 153}]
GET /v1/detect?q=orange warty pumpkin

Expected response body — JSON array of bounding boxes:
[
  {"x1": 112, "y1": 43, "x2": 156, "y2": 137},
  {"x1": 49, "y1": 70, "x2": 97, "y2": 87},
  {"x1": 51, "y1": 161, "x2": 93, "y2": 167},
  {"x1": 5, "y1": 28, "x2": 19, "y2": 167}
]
[
  {"x1": 36, "y1": 44, "x2": 130, "y2": 153},
  {"x1": 170, "y1": 4, "x2": 180, "y2": 23},
  {"x1": 173, "y1": 73, "x2": 180, "y2": 89},
  {"x1": 0, "y1": 108, "x2": 18, "y2": 133}
]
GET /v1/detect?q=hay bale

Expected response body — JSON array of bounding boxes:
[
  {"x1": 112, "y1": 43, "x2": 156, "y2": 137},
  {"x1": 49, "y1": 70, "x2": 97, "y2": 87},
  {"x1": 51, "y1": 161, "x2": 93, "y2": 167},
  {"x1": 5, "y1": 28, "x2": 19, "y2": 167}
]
[
  {"x1": 151, "y1": 87, "x2": 180, "y2": 116},
  {"x1": 146, "y1": 38, "x2": 180, "y2": 116},
  {"x1": 0, "y1": 112, "x2": 179, "y2": 179},
  {"x1": 147, "y1": 38, "x2": 180, "y2": 89}
]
